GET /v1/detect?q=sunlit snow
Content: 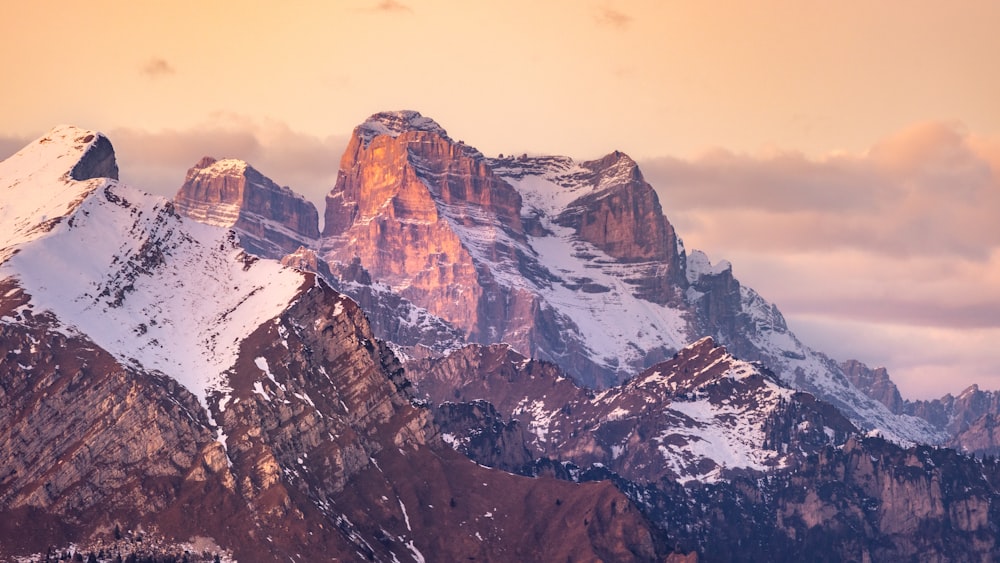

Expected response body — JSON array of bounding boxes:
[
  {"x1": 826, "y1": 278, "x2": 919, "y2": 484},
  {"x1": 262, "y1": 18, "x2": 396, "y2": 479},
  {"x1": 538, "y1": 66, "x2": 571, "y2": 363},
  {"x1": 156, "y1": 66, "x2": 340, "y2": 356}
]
[{"x1": 0, "y1": 126, "x2": 306, "y2": 410}]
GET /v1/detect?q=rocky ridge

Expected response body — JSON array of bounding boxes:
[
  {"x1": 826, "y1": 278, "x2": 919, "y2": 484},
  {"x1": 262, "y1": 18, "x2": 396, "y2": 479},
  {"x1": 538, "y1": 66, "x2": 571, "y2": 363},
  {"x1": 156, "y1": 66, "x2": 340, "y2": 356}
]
[
  {"x1": 174, "y1": 156, "x2": 320, "y2": 258},
  {"x1": 411, "y1": 337, "x2": 857, "y2": 484},
  {"x1": 845, "y1": 358, "x2": 1000, "y2": 455},
  {"x1": 0, "y1": 127, "x2": 661, "y2": 561},
  {"x1": 413, "y1": 340, "x2": 1000, "y2": 561},
  {"x1": 171, "y1": 110, "x2": 948, "y2": 445}
]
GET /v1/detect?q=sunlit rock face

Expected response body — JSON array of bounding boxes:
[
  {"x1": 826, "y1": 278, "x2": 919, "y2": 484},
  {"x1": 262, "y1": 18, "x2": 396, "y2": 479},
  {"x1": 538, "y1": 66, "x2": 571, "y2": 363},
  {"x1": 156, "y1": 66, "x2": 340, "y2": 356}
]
[
  {"x1": 321, "y1": 110, "x2": 523, "y2": 336},
  {"x1": 319, "y1": 111, "x2": 693, "y2": 387},
  {"x1": 553, "y1": 150, "x2": 687, "y2": 302},
  {"x1": 175, "y1": 156, "x2": 320, "y2": 258},
  {"x1": 320, "y1": 111, "x2": 567, "y2": 377}
]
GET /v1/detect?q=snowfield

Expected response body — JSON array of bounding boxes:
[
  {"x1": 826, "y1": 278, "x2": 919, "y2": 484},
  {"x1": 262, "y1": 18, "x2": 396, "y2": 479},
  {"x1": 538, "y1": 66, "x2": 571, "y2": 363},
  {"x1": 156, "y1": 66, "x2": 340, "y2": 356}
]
[{"x1": 0, "y1": 126, "x2": 307, "y2": 409}]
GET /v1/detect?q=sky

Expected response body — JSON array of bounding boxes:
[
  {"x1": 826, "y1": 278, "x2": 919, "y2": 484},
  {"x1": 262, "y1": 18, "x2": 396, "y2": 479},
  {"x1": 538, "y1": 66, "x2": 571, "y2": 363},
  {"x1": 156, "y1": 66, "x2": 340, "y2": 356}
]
[{"x1": 2, "y1": 0, "x2": 999, "y2": 399}]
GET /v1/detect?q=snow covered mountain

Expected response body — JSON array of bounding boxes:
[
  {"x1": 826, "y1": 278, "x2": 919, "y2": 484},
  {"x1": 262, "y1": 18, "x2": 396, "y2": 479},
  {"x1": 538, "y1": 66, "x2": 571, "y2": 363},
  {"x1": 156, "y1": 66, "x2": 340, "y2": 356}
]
[
  {"x1": 0, "y1": 127, "x2": 658, "y2": 561},
  {"x1": 5, "y1": 121, "x2": 1000, "y2": 562},
  {"x1": 410, "y1": 337, "x2": 856, "y2": 484},
  {"x1": 298, "y1": 110, "x2": 937, "y2": 444}
]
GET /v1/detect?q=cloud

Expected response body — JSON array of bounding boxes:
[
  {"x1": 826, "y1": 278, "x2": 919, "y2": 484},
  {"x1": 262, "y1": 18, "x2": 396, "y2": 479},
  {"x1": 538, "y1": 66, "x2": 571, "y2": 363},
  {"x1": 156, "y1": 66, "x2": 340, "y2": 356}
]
[
  {"x1": 595, "y1": 6, "x2": 631, "y2": 29},
  {"x1": 643, "y1": 122, "x2": 1000, "y2": 260},
  {"x1": 374, "y1": 0, "x2": 412, "y2": 13},
  {"x1": 106, "y1": 114, "x2": 349, "y2": 220},
  {"x1": 724, "y1": 250, "x2": 1000, "y2": 330},
  {"x1": 639, "y1": 122, "x2": 1000, "y2": 397},
  {"x1": 790, "y1": 315, "x2": 1000, "y2": 400},
  {"x1": 140, "y1": 57, "x2": 175, "y2": 78}
]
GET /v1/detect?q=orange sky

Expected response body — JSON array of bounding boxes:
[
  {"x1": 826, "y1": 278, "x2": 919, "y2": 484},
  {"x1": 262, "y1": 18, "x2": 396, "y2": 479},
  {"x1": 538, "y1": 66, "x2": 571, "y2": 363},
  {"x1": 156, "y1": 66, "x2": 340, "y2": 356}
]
[{"x1": 3, "y1": 0, "x2": 999, "y2": 398}]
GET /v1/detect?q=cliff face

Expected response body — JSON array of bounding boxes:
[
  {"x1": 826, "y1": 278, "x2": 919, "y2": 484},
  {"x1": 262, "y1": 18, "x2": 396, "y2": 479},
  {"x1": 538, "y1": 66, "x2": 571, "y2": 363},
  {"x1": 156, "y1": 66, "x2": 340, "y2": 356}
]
[
  {"x1": 174, "y1": 157, "x2": 320, "y2": 258},
  {"x1": 321, "y1": 111, "x2": 528, "y2": 344},
  {"x1": 554, "y1": 151, "x2": 686, "y2": 303},
  {"x1": 842, "y1": 359, "x2": 906, "y2": 413},
  {"x1": 0, "y1": 289, "x2": 236, "y2": 554},
  {"x1": 321, "y1": 115, "x2": 485, "y2": 335}
]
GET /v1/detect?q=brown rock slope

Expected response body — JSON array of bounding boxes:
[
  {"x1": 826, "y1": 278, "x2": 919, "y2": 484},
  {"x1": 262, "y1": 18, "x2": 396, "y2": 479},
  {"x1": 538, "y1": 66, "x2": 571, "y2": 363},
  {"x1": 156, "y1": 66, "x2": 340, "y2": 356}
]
[
  {"x1": 0, "y1": 276, "x2": 659, "y2": 561},
  {"x1": 410, "y1": 340, "x2": 1000, "y2": 561}
]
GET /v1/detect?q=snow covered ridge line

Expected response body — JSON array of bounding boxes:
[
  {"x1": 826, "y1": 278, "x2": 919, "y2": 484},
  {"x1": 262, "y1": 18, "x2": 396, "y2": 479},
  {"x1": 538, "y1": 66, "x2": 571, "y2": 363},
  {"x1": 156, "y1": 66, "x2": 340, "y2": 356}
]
[
  {"x1": 0, "y1": 125, "x2": 311, "y2": 410},
  {"x1": 0, "y1": 125, "x2": 113, "y2": 261}
]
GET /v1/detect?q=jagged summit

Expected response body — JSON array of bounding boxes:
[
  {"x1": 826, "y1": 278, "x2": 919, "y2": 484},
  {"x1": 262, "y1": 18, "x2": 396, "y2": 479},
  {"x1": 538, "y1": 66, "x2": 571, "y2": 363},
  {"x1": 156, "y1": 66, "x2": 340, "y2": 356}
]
[
  {"x1": 356, "y1": 110, "x2": 449, "y2": 146},
  {"x1": 189, "y1": 155, "x2": 248, "y2": 177},
  {"x1": 0, "y1": 125, "x2": 118, "y2": 263},
  {"x1": 174, "y1": 155, "x2": 320, "y2": 258}
]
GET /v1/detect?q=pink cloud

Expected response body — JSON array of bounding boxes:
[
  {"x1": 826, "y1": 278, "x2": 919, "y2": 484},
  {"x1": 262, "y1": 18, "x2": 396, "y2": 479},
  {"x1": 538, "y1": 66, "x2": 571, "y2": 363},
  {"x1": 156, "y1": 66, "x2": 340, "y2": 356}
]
[
  {"x1": 595, "y1": 6, "x2": 631, "y2": 29},
  {"x1": 641, "y1": 122, "x2": 1000, "y2": 398},
  {"x1": 140, "y1": 57, "x2": 175, "y2": 78},
  {"x1": 644, "y1": 121, "x2": 1000, "y2": 260}
]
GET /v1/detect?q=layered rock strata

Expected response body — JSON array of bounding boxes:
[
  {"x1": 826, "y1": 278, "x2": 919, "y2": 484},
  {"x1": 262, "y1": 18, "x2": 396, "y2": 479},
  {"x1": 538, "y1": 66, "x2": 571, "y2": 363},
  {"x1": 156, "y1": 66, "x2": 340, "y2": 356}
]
[{"x1": 175, "y1": 157, "x2": 320, "y2": 258}]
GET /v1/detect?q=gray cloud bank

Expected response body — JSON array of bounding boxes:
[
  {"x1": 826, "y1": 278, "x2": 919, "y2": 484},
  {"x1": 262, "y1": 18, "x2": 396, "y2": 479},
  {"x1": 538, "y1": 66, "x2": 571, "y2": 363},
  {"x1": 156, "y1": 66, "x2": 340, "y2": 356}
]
[
  {"x1": 641, "y1": 122, "x2": 1000, "y2": 398},
  {"x1": 109, "y1": 115, "x2": 348, "y2": 215}
]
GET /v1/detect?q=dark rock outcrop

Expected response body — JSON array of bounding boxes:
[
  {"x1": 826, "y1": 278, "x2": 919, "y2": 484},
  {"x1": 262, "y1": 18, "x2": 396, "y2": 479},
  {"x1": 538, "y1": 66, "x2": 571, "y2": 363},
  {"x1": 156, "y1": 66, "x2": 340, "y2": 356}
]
[{"x1": 69, "y1": 132, "x2": 119, "y2": 181}]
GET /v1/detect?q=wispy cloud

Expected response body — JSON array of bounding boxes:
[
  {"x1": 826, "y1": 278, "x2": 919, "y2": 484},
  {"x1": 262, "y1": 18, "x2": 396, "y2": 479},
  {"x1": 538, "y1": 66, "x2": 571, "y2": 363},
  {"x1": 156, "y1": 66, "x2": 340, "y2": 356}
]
[
  {"x1": 595, "y1": 6, "x2": 631, "y2": 29},
  {"x1": 374, "y1": 0, "x2": 412, "y2": 13},
  {"x1": 140, "y1": 57, "x2": 175, "y2": 78}
]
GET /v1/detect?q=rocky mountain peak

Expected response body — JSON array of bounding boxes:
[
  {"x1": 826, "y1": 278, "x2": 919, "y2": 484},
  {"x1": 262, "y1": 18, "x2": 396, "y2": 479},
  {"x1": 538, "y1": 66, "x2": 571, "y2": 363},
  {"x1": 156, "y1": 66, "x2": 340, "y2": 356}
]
[
  {"x1": 581, "y1": 150, "x2": 642, "y2": 187},
  {"x1": 551, "y1": 149, "x2": 687, "y2": 298},
  {"x1": 0, "y1": 125, "x2": 120, "y2": 264},
  {"x1": 356, "y1": 110, "x2": 449, "y2": 147},
  {"x1": 321, "y1": 110, "x2": 529, "y2": 350},
  {"x1": 173, "y1": 156, "x2": 319, "y2": 258},
  {"x1": 842, "y1": 359, "x2": 905, "y2": 413}
]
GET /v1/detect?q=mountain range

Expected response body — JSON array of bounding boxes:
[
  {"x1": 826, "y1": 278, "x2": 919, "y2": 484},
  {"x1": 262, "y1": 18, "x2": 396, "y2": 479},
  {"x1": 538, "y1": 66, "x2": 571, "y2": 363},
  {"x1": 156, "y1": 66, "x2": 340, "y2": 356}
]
[{"x1": 1, "y1": 113, "x2": 999, "y2": 561}]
